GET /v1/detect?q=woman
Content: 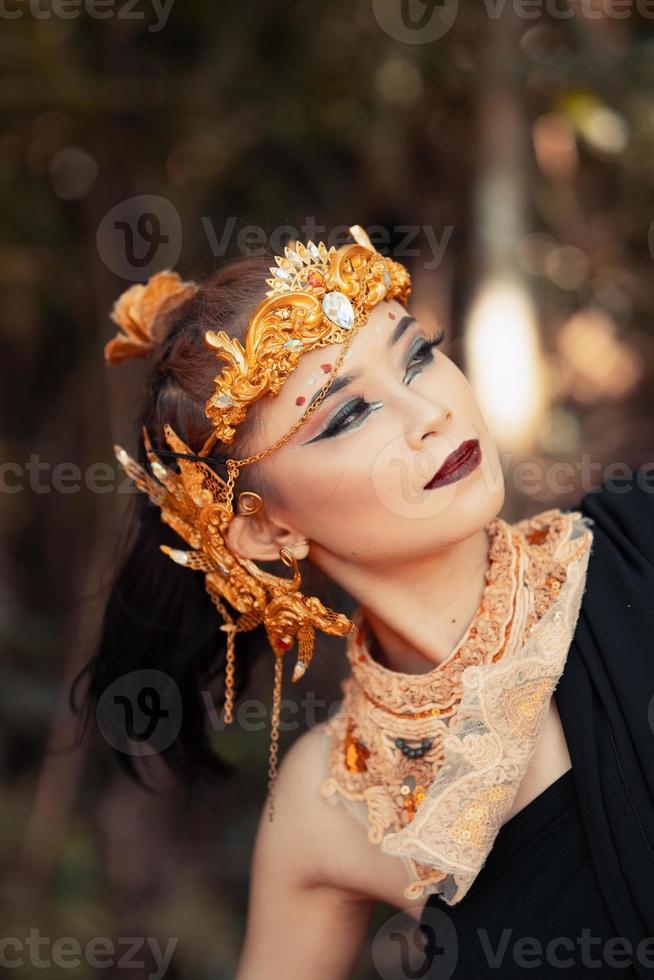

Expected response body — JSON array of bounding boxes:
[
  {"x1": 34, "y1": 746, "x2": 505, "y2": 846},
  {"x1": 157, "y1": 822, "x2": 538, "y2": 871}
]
[{"x1": 73, "y1": 226, "x2": 654, "y2": 979}]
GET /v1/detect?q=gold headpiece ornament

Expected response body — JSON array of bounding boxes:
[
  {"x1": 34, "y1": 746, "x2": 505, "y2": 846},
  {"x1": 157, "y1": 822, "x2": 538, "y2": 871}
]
[
  {"x1": 105, "y1": 224, "x2": 412, "y2": 817},
  {"x1": 105, "y1": 269, "x2": 200, "y2": 366}
]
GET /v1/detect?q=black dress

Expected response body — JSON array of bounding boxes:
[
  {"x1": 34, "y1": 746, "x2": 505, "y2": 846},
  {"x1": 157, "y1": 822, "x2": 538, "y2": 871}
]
[{"x1": 420, "y1": 467, "x2": 654, "y2": 979}]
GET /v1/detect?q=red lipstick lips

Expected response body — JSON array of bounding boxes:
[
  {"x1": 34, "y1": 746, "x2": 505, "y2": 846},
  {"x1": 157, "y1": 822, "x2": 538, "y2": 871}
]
[{"x1": 424, "y1": 438, "x2": 481, "y2": 490}]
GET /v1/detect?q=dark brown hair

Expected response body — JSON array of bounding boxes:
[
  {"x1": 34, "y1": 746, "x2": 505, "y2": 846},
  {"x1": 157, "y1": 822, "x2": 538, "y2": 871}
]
[{"x1": 70, "y1": 255, "x2": 314, "y2": 799}]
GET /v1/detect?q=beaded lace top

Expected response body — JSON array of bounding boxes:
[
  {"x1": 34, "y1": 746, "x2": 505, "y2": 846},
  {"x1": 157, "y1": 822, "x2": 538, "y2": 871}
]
[{"x1": 319, "y1": 507, "x2": 594, "y2": 905}]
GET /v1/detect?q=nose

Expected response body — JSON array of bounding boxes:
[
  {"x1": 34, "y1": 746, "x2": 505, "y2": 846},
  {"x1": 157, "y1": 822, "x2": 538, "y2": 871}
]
[{"x1": 405, "y1": 400, "x2": 453, "y2": 452}]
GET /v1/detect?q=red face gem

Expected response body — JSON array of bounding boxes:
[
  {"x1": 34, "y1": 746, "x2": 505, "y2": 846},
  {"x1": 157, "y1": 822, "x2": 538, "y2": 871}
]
[
  {"x1": 320, "y1": 363, "x2": 332, "y2": 373},
  {"x1": 307, "y1": 271, "x2": 324, "y2": 287},
  {"x1": 277, "y1": 636, "x2": 293, "y2": 651},
  {"x1": 295, "y1": 395, "x2": 306, "y2": 406}
]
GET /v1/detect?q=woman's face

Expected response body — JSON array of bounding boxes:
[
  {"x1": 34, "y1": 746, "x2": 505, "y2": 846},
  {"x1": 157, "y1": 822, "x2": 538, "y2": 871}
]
[{"x1": 237, "y1": 298, "x2": 505, "y2": 568}]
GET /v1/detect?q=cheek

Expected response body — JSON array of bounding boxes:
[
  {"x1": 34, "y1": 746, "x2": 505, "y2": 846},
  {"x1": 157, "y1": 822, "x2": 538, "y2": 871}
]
[{"x1": 268, "y1": 442, "x2": 386, "y2": 530}]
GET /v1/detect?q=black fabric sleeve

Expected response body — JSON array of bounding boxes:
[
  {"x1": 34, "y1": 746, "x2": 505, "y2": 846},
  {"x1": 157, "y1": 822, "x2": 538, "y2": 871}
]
[
  {"x1": 578, "y1": 464, "x2": 654, "y2": 571},
  {"x1": 555, "y1": 460, "x2": 654, "y2": 971}
]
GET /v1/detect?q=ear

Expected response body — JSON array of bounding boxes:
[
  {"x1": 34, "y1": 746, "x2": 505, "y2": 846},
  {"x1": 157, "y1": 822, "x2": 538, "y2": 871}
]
[{"x1": 225, "y1": 510, "x2": 309, "y2": 563}]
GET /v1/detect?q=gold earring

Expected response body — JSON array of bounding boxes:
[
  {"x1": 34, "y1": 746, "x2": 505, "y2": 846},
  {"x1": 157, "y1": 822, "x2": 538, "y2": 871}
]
[{"x1": 238, "y1": 490, "x2": 263, "y2": 515}]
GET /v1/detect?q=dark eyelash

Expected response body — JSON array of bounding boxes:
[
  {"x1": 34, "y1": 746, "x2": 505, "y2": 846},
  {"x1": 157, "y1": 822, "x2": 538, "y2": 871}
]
[
  {"x1": 322, "y1": 396, "x2": 368, "y2": 439},
  {"x1": 320, "y1": 326, "x2": 446, "y2": 440},
  {"x1": 406, "y1": 331, "x2": 444, "y2": 372}
]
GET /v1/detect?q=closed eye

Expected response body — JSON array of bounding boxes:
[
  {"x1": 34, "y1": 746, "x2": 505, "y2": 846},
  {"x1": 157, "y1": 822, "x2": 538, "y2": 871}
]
[{"x1": 305, "y1": 325, "x2": 446, "y2": 443}]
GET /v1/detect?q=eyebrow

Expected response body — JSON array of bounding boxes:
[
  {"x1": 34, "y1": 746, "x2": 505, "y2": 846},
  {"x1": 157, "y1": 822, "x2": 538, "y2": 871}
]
[{"x1": 303, "y1": 314, "x2": 417, "y2": 413}]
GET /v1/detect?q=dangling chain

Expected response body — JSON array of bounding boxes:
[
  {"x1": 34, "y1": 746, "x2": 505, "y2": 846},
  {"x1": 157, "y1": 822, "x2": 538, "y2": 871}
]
[
  {"x1": 219, "y1": 290, "x2": 369, "y2": 820},
  {"x1": 213, "y1": 595, "x2": 237, "y2": 722},
  {"x1": 267, "y1": 657, "x2": 284, "y2": 822}
]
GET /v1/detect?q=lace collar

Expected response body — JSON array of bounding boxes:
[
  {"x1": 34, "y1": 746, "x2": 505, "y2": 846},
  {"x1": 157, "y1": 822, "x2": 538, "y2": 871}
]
[
  {"x1": 347, "y1": 515, "x2": 515, "y2": 717},
  {"x1": 320, "y1": 507, "x2": 594, "y2": 904}
]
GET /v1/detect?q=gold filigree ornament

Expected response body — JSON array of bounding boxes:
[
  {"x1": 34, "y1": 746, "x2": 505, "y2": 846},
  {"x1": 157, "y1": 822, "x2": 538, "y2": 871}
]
[{"x1": 105, "y1": 225, "x2": 412, "y2": 818}]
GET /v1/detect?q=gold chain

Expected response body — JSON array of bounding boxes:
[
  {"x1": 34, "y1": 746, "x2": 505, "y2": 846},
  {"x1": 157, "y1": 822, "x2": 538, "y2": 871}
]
[
  {"x1": 212, "y1": 595, "x2": 237, "y2": 723},
  {"x1": 267, "y1": 656, "x2": 284, "y2": 822},
  {"x1": 218, "y1": 281, "x2": 370, "y2": 816}
]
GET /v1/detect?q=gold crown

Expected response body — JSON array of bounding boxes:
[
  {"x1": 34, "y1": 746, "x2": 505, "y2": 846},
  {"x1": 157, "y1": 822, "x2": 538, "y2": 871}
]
[{"x1": 203, "y1": 224, "x2": 411, "y2": 447}]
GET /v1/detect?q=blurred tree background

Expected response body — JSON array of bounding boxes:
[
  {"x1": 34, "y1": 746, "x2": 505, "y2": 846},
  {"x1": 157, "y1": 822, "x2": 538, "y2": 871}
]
[{"x1": 1, "y1": 1, "x2": 654, "y2": 977}]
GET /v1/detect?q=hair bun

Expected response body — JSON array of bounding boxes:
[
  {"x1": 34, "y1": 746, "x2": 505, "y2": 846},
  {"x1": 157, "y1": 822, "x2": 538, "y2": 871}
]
[{"x1": 104, "y1": 269, "x2": 199, "y2": 366}]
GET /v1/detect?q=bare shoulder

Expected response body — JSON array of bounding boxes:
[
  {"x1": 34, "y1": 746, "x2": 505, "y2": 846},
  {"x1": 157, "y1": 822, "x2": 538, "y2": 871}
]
[
  {"x1": 251, "y1": 724, "x2": 425, "y2": 917},
  {"x1": 236, "y1": 725, "x2": 375, "y2": 979},
  {"x1": 272, "y1": 721, "x2": 330, "y2": 807},
  {"x1": 253, "y1": 722, "x2": 353, "y2": 890}
]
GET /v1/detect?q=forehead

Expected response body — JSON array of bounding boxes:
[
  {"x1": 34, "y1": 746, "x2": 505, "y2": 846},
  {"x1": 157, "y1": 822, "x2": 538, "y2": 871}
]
[{"x1": 289, "y1": 296, "x2": 406, "y2": 386}]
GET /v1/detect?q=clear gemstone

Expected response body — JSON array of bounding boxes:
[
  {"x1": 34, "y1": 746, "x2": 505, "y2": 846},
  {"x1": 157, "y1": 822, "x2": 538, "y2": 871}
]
[
  {"x1": 273, "y1": 266, "x2": 291, "y2": 280},
  {"x1": 283, "y1": 338, "x2": 302, "y2": 348},
  {"x1": 285, "y1": 247, "x2": 303, "y2": 267},
  {"x1": 322, "y1": 291, "x2": 354, "y2": 329},
  {"x1": 215, "y1": 394, "x2": 232, "y2": 407},
  {"x1": 383, "y1": 269, "x2": 391, "y2": 287},
  {"x1": 308, "y1": 241, "x2": 321, "y2": 262},
  {"x1": 152, "y1": 461, "x2": 166, "y2": 479}
]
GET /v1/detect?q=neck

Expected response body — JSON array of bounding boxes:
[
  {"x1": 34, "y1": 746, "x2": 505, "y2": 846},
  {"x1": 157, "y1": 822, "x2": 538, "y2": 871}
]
[{"x1": 313, "y1": 521, "x2": 496, "y2": 675}]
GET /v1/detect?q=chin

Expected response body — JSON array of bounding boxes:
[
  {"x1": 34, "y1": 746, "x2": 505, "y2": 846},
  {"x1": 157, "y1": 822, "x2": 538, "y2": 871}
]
[{"x1": 430, "y1": 466, "x2": 505, "y2": 539}]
